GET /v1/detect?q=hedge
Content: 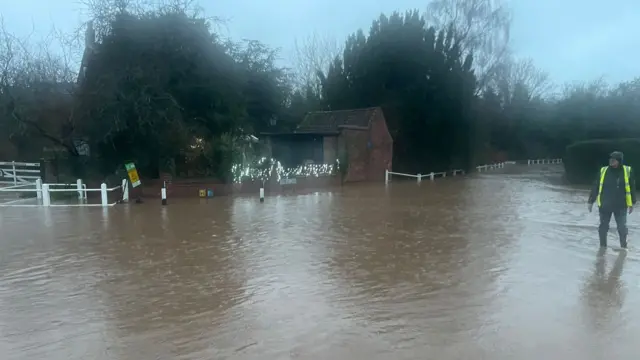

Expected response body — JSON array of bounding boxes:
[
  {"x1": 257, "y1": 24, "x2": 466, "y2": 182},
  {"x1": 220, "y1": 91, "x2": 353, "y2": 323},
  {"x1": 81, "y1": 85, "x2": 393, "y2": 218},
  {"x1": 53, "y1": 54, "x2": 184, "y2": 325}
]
[{"x1": 564, "y1": 138, "x2": 640, "y2": 185}]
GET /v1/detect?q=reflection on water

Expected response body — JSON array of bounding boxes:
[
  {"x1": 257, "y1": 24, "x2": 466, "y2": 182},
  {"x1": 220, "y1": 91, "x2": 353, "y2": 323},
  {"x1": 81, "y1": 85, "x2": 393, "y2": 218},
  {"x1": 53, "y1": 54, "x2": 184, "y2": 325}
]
[
  {"x1": 581, "y1": 249, "x2": 627, "y2": 331},
  {"x1": 1, "y1": 165, "x2": 639, "y2": 359}
]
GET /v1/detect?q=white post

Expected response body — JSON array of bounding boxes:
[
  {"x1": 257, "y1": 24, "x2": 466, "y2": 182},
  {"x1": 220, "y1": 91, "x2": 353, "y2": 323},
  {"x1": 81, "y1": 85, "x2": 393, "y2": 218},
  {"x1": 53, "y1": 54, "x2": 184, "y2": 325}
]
[
  {"x1": 259, "y1": 187, "x2": 265, "y2": 202},
  {"x1": 12, "y1": 161, "x2": 16, "y2": 186},
  {"x1": 101, "y1": 183, "x2": 108, "y2": 207},
  {"x1": 430, "y1": 172, "x2": 435, "y2": 181},
  {"x1": 453, "y1": 170, "x2": 457, "y2": 176},
  {"x1": 385, "y1": 169, "x2": 389, "y2": 185},
  {"x1": 76, "y1": 179, "x2": 83, "y2": 200},
  {"x1": 35, "y1": 178, "x2": 42, "y2": 199},
  {"x1": 161, "y1": 181, "x2": 167, "y2": 205},
  {"x1": 417, "y1": 173, "x2": 421, "y2": 183},
  {"x1": 42, "y1": 183, "x2": 50, "y2": 206},
  {"x1": 122, "y1": 179, "x2": 129, "y2": 202}
]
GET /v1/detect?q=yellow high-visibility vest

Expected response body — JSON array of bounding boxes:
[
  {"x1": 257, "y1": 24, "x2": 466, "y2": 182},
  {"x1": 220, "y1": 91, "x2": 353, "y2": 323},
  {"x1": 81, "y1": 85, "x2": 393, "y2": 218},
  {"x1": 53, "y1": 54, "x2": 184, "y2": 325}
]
[{"x1": 597, "y1": 165, "x2": 633, "y2": 207}]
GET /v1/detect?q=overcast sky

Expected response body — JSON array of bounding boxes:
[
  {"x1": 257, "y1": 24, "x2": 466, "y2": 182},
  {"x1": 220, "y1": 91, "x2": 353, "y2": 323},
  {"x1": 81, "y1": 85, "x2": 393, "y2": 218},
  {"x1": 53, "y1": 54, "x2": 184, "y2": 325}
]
[{"x1": 1, "y1": 0, "x2": 638, "y2": 85}]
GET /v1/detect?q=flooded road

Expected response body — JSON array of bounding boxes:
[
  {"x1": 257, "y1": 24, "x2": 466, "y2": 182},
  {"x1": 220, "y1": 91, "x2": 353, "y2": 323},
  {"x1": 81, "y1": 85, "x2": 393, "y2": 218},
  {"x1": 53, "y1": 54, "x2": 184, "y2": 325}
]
[{"x1": 0, "y1": 164, "x2": 638, "y2": 359}]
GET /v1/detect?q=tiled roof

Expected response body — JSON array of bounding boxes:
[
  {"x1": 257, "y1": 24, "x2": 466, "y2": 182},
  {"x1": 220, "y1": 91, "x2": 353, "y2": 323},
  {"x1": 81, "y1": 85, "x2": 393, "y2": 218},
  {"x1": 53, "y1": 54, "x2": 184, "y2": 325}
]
[{"x1": 295, "y1": 107, "x2": 381, "y2": 133}]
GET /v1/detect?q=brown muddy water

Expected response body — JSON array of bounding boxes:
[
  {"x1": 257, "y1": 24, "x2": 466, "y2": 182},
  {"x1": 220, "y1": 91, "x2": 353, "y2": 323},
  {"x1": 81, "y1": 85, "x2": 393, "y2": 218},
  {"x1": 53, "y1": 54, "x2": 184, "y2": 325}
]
[{"x1": 0, "y1": 165, "x2": 638, "y2": 359}]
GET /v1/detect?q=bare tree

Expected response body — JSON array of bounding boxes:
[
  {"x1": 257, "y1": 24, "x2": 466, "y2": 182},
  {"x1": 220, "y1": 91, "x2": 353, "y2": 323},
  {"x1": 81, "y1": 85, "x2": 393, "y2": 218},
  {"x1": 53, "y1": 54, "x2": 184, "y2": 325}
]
[
  {"x1": 291, "y1": 31, "x2": 343, "y2": 92},
  {"x1": 0, "y1": 17, "x2": 78, "y2": 157},
  {"x1": 425, "y1": 0, "x2": 511, "y2": 92},
  {"x1": 493, "y1": 57, "x2": 552, "y2": 103}
]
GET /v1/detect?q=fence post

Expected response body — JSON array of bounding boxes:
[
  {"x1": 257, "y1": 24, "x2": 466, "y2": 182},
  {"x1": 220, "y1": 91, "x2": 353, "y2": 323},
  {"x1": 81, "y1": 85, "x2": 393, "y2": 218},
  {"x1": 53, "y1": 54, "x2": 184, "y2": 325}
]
[
  {"x1": 417, "y1": 173, "x2": 421, "y2": 183},
  {"x1": 385, "y1": 169, "x2": 389, "y2": 185},
  {"x1": 259, "y1": 187, "x2": 264, "y2": 202},
  {"x1": 161, "y1": 181, "x2": 167, "y2": 205},
  {"x1": 35, "y1": 178, "x2": 42, "y2": 199},
  {"x1": 101, "y1": 183, "x2": 108, "y2": 207},
  {"x1": 121, "y1": 179, "x2": 129, "y2": 202},
  {"x1": 42, "y1": 183, "x2": 50, "y2": 207},
  {"x1": 430, "y1": 172, "x2": 435, "y2": 181},
  {"x1": 76, "y1": 179, "x2": 83, "y2": 200},
  {"x1": 12, "y1": 161, "x2": 16, "y2": 186}
]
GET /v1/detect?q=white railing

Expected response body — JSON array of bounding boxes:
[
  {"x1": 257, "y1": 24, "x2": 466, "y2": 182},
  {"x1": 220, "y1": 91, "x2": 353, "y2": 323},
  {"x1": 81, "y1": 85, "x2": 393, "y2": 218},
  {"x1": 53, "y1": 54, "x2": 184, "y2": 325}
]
[
  {"x1": 476, "y1": 162, "x2": 509, "y2": 172},
  {"x1": 385, "y1": 158, "x2": 563, "y2": 184},
  {"x1": 385, "y1": 169, "x2": 465, "y2": 184},
  {"x1": 0, "y1": 178, "x2": 128, "y2": 207},
  {"x1": 527, "y1": 158, "x2": 562, "y2": 165},
  {"x1": 0, "y1": 161, "x2": 41, "y2": 186}
]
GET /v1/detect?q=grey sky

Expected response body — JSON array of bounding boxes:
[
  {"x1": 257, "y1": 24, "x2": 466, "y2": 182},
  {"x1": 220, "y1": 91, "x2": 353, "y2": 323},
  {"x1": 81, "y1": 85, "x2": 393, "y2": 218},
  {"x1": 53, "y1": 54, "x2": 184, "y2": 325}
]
[{"x1": 1, "y1": 0, "x2": 638, "y2": 85}]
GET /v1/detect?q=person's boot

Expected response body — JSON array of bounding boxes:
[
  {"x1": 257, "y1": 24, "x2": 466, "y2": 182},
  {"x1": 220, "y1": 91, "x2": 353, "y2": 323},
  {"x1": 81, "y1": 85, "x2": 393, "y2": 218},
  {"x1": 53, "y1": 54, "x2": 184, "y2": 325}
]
[
  {"x1": 619, "y1": 232, "x2": 628, "y2": 249},
  {"x1": 599, "y1": 230, "x2": 608, "y2": 248}
]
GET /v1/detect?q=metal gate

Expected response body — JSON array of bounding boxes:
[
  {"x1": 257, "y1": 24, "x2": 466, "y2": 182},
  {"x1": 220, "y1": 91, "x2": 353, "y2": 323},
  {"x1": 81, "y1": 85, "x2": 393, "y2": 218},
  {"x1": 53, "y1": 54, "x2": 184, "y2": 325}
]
[{"x1": 0, "y1": 161, "x2": 41, "y2": 186}]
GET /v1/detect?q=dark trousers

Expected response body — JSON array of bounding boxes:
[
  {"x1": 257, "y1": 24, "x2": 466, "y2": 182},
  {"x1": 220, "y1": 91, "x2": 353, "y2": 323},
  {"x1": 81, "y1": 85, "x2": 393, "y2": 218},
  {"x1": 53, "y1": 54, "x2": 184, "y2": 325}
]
[{"x1": 599, "y1": 207, "x2": 628, "y2": 248}]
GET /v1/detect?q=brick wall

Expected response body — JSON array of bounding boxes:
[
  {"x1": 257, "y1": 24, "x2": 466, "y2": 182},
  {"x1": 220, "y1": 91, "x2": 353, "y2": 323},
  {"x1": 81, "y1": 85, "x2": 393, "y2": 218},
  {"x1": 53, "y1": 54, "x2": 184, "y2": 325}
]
[
  {"x1": 368, "y1": 110, "x2": 393, "y2": 181},
  {"x1": 341, "y1": 128, "x2": 369, "y2": 182}
]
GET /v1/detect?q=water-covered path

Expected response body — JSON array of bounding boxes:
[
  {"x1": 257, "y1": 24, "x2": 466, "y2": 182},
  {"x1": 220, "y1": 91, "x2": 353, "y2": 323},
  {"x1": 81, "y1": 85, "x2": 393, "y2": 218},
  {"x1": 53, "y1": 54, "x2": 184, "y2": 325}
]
[{"x1": 1, "y1": 165, "x2": 638, "y2": 359}]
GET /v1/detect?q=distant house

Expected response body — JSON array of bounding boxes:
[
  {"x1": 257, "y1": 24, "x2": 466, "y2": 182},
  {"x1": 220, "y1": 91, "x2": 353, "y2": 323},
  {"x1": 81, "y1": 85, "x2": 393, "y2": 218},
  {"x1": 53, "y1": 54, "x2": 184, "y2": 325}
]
[{"x1": 261, "y1": 107, "x2": 393, "y2": 182}]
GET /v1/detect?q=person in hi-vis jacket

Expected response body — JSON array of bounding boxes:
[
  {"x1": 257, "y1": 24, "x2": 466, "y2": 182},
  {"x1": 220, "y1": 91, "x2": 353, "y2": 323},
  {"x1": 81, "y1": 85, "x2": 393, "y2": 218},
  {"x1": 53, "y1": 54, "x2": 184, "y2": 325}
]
[{"x1": 588, "y1": 151, "x2": 636, "y2": 249}]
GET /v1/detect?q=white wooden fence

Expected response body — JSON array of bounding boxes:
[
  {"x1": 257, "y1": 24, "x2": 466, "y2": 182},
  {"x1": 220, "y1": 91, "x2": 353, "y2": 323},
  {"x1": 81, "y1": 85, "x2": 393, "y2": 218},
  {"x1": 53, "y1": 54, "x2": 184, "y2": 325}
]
[
  {"x1": 527, "y1": 158, "x2": 563, "y2": 165},
  {"x1": 385, "y1": 158, "x2": 563, "y2": 184},
  {"x1": 0, "y1": 161, "x2": 41, "y2": 186},
  {"x1": 0, "y1": 178, "x2": 128, "y2": 207},
  {"x1": 385, "y1": 169, "x2": 465, "y2": 184}
]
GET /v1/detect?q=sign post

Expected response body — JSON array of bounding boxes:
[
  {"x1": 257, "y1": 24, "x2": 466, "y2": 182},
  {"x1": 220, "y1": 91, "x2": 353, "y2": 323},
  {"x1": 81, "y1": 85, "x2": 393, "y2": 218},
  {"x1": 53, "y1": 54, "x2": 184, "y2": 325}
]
[
  {"x1": 125, "y1": 162, "x2": 141, "y2": 188},
  {"x1": 124, "y1": 162, "x2": 142, "y2": 204}
]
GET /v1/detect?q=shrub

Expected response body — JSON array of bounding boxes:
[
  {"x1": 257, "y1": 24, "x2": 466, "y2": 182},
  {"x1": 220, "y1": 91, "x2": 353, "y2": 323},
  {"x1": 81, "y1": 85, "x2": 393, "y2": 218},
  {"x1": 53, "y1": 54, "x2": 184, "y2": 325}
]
[{"x1": 564, "y1": 138, "x2": 640, "y2": 185}]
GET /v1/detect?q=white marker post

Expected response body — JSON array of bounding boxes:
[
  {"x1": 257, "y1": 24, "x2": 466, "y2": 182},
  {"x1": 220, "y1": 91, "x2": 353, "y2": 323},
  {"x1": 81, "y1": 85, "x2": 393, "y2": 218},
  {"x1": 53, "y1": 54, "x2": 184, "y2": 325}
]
[
  {"x1": 161, "y1": 181, "x2": 167, "y2": 205},
  {"x1": 42, "y1": 183, "x2": 50, "y2": 206},
  {"x1": 35, "y1": 178, "x2": 42, "y2": 199},
  {"x1": 76, "y1": 179, "x2": 83, "y2": 200},
  {"x1": 100, "y1": 183, "x2": 108, "y2": 207}
]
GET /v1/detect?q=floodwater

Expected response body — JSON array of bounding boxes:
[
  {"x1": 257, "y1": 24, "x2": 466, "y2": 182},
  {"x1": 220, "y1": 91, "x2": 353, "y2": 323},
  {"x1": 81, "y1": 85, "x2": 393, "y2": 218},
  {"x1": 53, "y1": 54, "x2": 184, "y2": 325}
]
[{"x1": 0, "y1": 165, "x2": 638, "y2": 359}]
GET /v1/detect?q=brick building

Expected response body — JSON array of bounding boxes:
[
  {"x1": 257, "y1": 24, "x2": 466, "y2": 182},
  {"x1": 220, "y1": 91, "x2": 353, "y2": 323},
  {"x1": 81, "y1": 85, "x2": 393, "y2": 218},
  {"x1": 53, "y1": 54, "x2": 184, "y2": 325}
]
[{"x1": 262, "y1": 107, "x2": 393, "y2": 182}]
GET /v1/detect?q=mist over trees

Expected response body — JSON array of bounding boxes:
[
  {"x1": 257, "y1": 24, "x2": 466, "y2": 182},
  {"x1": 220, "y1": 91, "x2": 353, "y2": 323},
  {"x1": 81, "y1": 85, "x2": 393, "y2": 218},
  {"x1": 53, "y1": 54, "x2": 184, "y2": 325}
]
[{"x1": 1, "y1": 0, "x2": 638, "y2": 181}]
